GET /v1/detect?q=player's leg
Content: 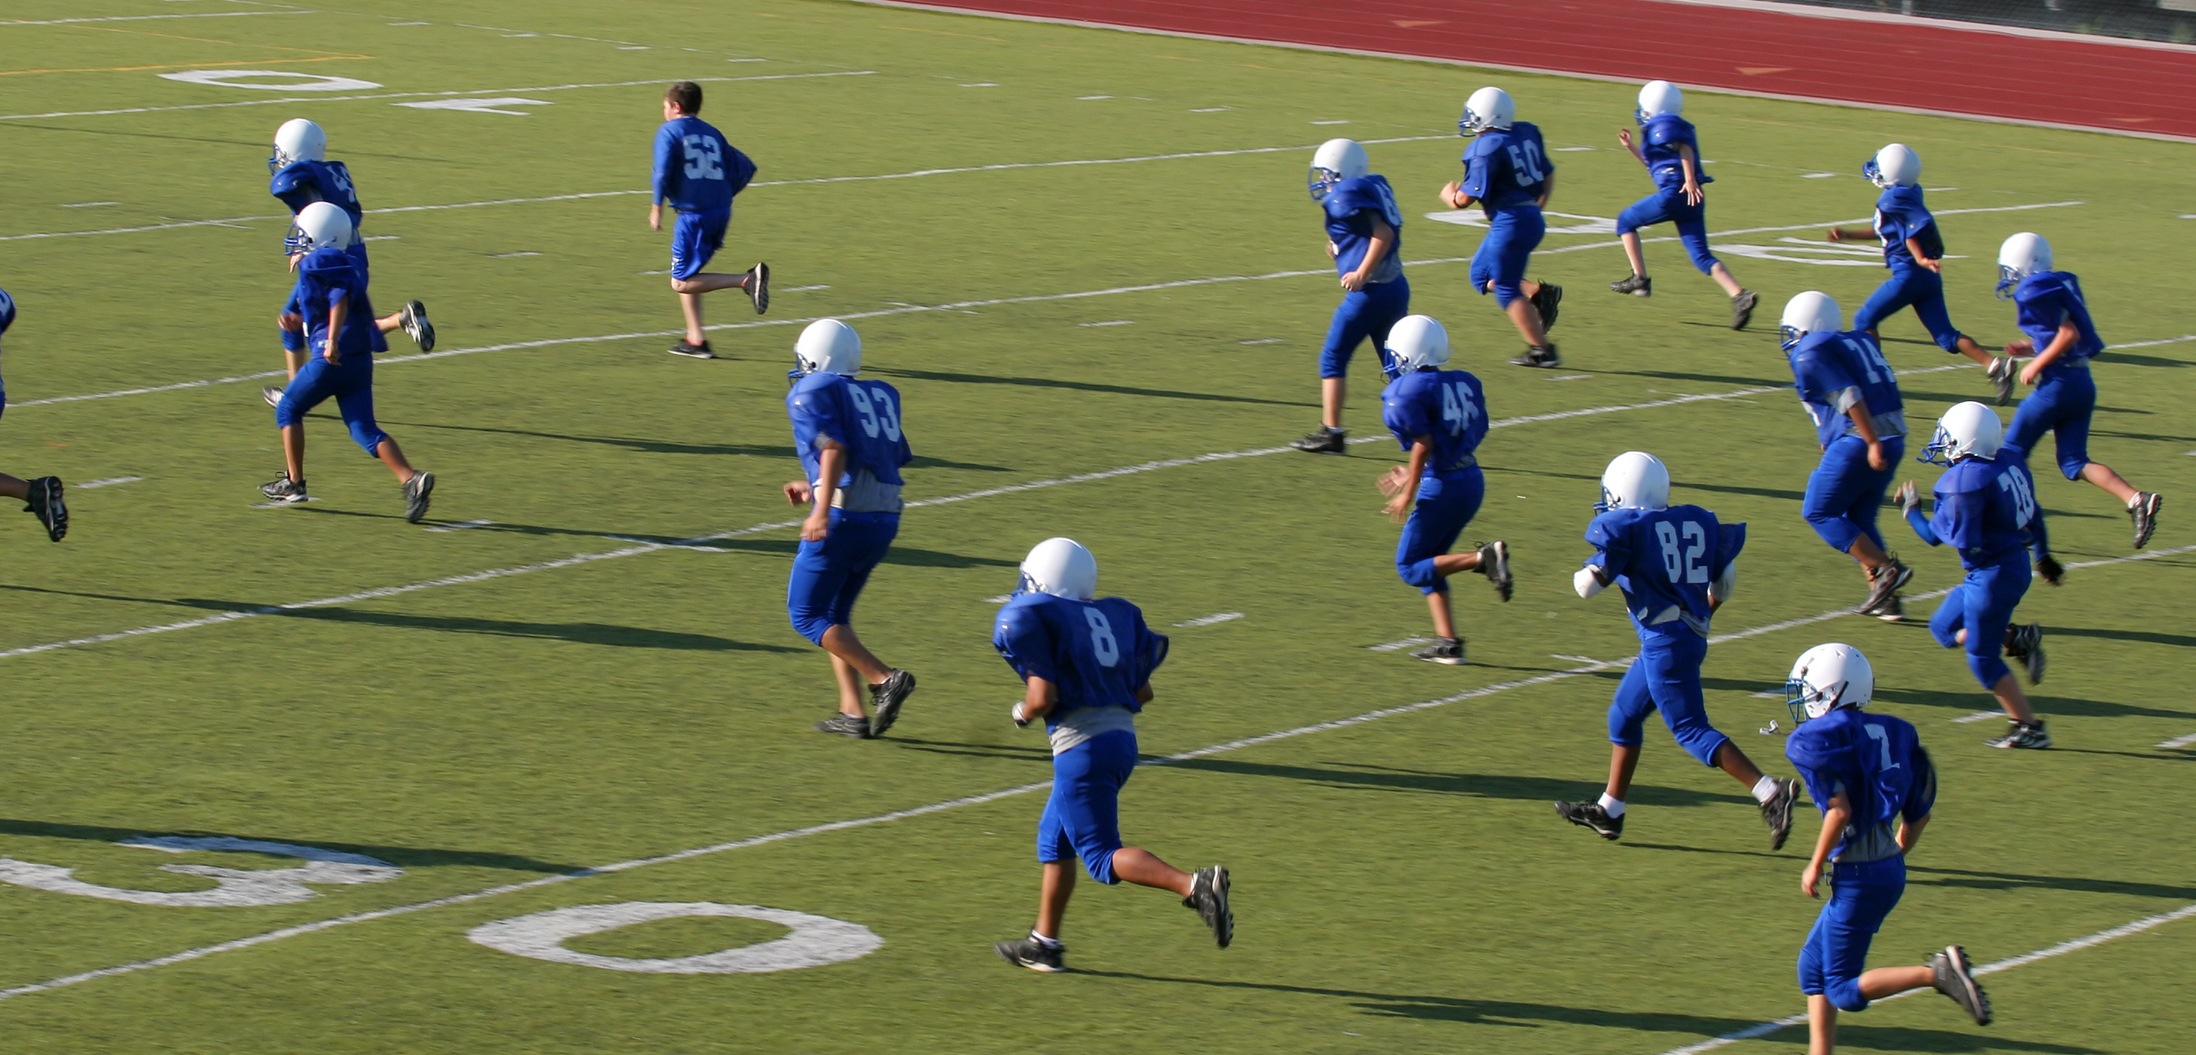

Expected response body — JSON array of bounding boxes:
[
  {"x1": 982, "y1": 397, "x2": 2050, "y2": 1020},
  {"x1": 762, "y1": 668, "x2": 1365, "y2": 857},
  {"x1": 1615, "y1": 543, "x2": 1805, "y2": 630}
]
[
  {"x1": 791, "y1": 535, "x2": 877, "y2": 735},
  {"x1": 1490, "y1": 212, "x2": 1556, "y2": 366},
  {"x1": 1656, "y1": 630, "x2": 1798, "y2": 845},
  {"x1": 1610, "y1": 192, "x2": 1666, "y2": 294},
  {"x1": 2053, "y1": 371, "x2": 2161, "y2": 543},
  {"x1": 371, "y1": 301, "x2": 434, "y2": 352},
  {"x1": 998, "y1": 782, "x2": 1079, "y2": 971},
  {"x1": 1397, "y1": 473, "x2": 1484, "y2": 661},
  {"x1": 265, "y1": 358, "x2": 337, "y2": 500},
  {"x1": 1965, "y1": 564, "x2": 2048, "y2": 743},
  {"x1": 1298, "y1": 290, "x2": 1375, "y2": 450},
  {"x1": 665, "y1": 209, "x2": 733, "y2": 355},
  {"x1": 799, "y1": 515, "x2": 916, "y2": 734},
  {"x1": 1806, "y1": 437, "x2": 1910, "y2": 614},
  {"x1": 0, "y1": 471, "x2": 67, "y2": 542},
  {"x1": 1556, "y1": 661, "x2": 1651, "y2": 838},
  {"x1": 1679, "y1": 208, "x2": 1755, "y2": 326},
  {"x1": 827, "y1": 653, "x2": 867, "y2": 719},
  {"x1": 1798, "y1": 906, "x2": 1839, "y2": 1054},
  {"x1": 328, "y1": 365, "x2": 435, "y2": 521}
]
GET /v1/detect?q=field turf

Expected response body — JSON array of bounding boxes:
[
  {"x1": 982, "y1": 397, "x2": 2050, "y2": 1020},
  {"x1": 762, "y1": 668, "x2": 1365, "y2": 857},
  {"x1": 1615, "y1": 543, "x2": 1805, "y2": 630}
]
[{"x1": 1, "y1": 2, "x2": 2193, "y2": 1052}]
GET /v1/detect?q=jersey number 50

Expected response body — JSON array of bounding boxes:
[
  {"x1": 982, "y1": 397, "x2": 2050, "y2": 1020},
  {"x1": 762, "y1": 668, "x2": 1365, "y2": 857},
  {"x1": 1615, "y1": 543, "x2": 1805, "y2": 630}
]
[{"x1": 1506, "y1": 140, "x2": 1547, "y2": 185}]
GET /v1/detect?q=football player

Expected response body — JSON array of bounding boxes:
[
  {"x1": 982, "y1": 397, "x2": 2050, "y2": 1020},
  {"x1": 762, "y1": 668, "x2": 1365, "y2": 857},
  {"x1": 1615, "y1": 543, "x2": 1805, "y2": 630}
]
[
  {"x1": 650, "y1": 80, "x2": 766, "y2": 359},
  {"x1": 1373, "y1": 315, "x2": 1511, "y2": 664},
  {"x1": 1554, "y1": 451, "x2": 1800, "y2": 847},
  {"x1": 1825, "y1": 145, "x2": 2012, "y2": 403},
  {"x1": 1608, "y1": 81, "x2": 1758, "y2": 329},
  {"x1": 261, "y1": 203, "x2": 436, "y2": 523},
  {"x1": 1779, "y1": 292, "x2": 1912, "y2": 620},
  {"x1": 1782, "y1": 643, "x2": 1993, "y2": 1054},
  {"x1": 991, "y1": 537, "x2": 1231, "y2": 973},
  {"x1": 1437, "y1": 86, "x2": 1564, "y2": 368},
  {"x1": 265, "y1": 118, "x2": 433, "y2": 407},
  {"x1": 1895, "y1": 402, "x2": 2053, "y2": 749},
  {"x1": 1996, "y1": 232, "x2": 2162, "y2": 548},
  {"x1": 783, "y1": 319, "x2": 918, "y2": 738},
  {"x1": 1290, "y1": 139, "x2": 1410, "y2": 454},
  {"x1": 0, "y1": 288, "x2": 67, "y2": 542}
]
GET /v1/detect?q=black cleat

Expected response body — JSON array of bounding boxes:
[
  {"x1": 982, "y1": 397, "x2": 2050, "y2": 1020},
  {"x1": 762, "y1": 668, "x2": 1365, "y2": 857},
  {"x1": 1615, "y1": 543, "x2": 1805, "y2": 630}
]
[
  {"x1": 23, "y1": 476, "x2": 67, "y2": 542},
  {"x1": 814, "y1": 713, "x2": 872, "y2": 739},
  {"x1": 1929, "y1": 945, "x2": 1993, "y2": 1025},
  {"x1": 2129, "y1": 491, "x2": 2161, "y2": 549},
  {"x1": 1290, "y1": 428, "x2": 1345, "y2": 454},
  {"x1": 1860, "y1": 558, "x2": 1913, "y2": 618},
  {"x1": 1987, "y1": 355, "x2": 2015, "y2": 406},
  {"x1": 2005, "y1": 623, "x2": 2045, "y2": 685},
  {"x1": 1183, "y1": 865, "x2": 1232, "y2": 948},
  {"x1": 1862, "y1": 594, "x2": 1904, "y2": 623},
  {"x1": 1410, "y1": 637, "x2": 1465, "y2": 665},
  {"x1": 1554, "y1": 799, "x2": 1624, "y2": 840},
  {"x1": 994, "y1": 936, "x2": 1066, "y2": 973},
  {"x1": 401, "y1": 300, "x2": 435, "y2": 352},
  {"x1": 1986, "y1": 720, "x2": 2051, "y2": 750},
  {"x1": 402, "y1": 471, "x2": 435, "y2": 524},
  {"x1": 262, "y1": 385, "x2": 285, "y2": 408},
  {"x1": 1730, "y1": 289, "x2": 1759, "y2": 330},
  {"x1": 1609, "y1": 273, "x2": 1652, "y2": 297},
  {"x1": 1530, "y1": 283, "x2": 1563, "y2": 330},
  {"x1": 1510, "y1": 344, "x2": 1561, "y2": 368},
  {"x1": 1477, "y1": 540, "x2": 1513, "y2": 601},
  {"x1": 260, "y1": 474, "x2": 309, "y2": 504},
  {"x1": 748, "y1": 262, "x2": 770, "y2": 315},
  {"x1": 1761, "y1": 778, "x2": 1800, "y2": 851},
  {"x1": 668, "y1": 340, "x2": 716, "y2": 359},
  {"x1": 869, "y1": 669, "x2": 916, "y2": 737}
]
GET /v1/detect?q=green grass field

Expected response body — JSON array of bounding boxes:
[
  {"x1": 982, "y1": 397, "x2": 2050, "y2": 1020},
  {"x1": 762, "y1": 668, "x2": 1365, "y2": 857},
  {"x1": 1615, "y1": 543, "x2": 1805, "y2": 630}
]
[{"x1": 2, "y1": 1, "x2": 2194, "y2": 1052}]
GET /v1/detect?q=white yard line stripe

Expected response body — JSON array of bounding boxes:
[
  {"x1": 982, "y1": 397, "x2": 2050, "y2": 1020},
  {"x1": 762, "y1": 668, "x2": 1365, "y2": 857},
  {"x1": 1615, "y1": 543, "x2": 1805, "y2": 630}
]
[
  {"x1": 0, "y1": 71, "x2": 871, "y2": 123},
  {"x1": 1173, "y1": 612, "x2": 1243, "y2": 627},
  {"x1": 2157, "y1": 731, "x2": 2196, "y2": 750},
  {"x1": 424, "y1": 519, "x2": 493, "y2": 533},
  {"x1": 74, "y1": 476, "x2": 141, "y2": 489},
  {"x1": 17, "y1": 545, "x2": 2189, "y2": 1001},
  {"x1": 0, "y1": 10, "x2": 309, "y2": 25},
  {"x1": 1952, "y1": 710, "x2": 2006, "y2": 724},
  {"x1": 1367, "y1": 637, "x2": 1433, "y2": 652}
]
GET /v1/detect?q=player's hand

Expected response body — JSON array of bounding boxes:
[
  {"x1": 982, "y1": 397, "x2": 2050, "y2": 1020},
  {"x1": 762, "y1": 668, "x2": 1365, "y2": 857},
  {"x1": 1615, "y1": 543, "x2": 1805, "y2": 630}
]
[
  {"x1": 1682, "y1": 181, "x2": 1704, "y2": 207},
  {"x1": 1895, "y1": 480, "x2": 1921, "y2": 519},
  {"x1": 1867, "y1": 441, "x2": 1887, "y2": 471},
  {"x1": 1917, "y1": 257, "x2": 1942, "y2": 273},
  {"x1": 1383, "y1": 491, "x2": 1411, "y2": 523},
  {"x1": 1438, "y1": 180, "x2": 1463, "y2": 208},
  {"x1": 1825, "y1": 227, "x2": 1844, "y2": 243},
  {"x1": 2020, "y1": 361, "x2": 2043, "y2": 387},
  {"x1": 800, "y1": 509, "x2": 830, "y2": 542},
  {"x1": 2004, "y1": 339, "x2": 2035, "y2": 358},
  {"x1": 1326, "y1": 240, "x2": 1339, "y2": 259},
  {"x1": 783, "y1": 480, "x2": 813, "y2": 506},
  {"x1": 648, "y1": 203, "x2": 662, "y2": 232},
  {"x1": 2036, "y1": 554, "x2": 2066, "y2": 586},
  {"x1": 1616, "y1": 127, "x2": 1633, "y2": 150},
  {"x1": 1801, "y1": 861, "x2": 1823, "y2": 899},
  {"x1": 1376, "y1": 464, "x2": 1411, "y2": 497},
  {"x1": 1010, "y1": 702, "x2": 1031, "y2": 728},
  {"x1": 323, "y1": 341, "x2": 341, "y2": 368},
  {"x1": 1340, "y1": 270, "x2": 1367, "y2": 293}
]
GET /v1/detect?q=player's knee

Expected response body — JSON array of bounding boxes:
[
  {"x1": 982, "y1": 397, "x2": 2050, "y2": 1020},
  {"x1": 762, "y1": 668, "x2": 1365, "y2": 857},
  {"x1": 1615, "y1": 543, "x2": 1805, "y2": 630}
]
[
  {"x1": 273, "y1": 403, "x2": 305, "y2": 429},
  {"x1": 1085, "y1": 846, "x2": 1121, "y2": 885},
  {"x1": 1318, "y1": 349, "x2": 1350, "y2": 379},
  {"x1": 1807, "y1": 517, "x2": 1859, "y2": 553},
  {"x1": 1682, "y1": 729, "x2": 1730, "y2": 768},
  {"x1": 278, "y1": 328, "x2": 306, "y2": 353},
  {"x1": 1968, "y1": 654, "x2": 2011, "y2": 690},
  {"x1": 1826, "y1": 978, "x2": 1871, "y2": 1013},
  {"x1": 347, "y1": 422, "x2": 388, "y2": 457},
  {"x1": 1689, "y1": 249, "x2": 1720, "y2": 275},
  {"x1": 1934, "y1": 331, "x2": 1965, "y2": 354},
  {"x1": 1491, "y1": 283, "x2": 1524, "y2": 308},
  {"x1": 787, "y1": 605, "x2": 834, "y2": 646},
  {"x1": 2058, "y1": 456, "x2": 2088, "y2": 482}
]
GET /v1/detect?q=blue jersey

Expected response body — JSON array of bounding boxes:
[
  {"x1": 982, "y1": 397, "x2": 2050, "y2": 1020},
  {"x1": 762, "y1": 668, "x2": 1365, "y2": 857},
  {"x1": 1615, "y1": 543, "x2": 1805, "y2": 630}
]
[
  {"x1": 1786, "y1": 708, "x2": 1935, "y2": 862},
  {"x1": 993, "y1": 593, "x2": 1168, "y2": 724},
  {"x1": 2012, "y1": 271, "x2": 2104, "y2": 377},
  {"x1": 1461, "y1": 122, "x2": 1552, "y2": 214},
  {"x1": 1585, "y1": 506, "x2": 1745, "y2": 635},
  {"x1": 1872, "y1": 185, "x2": 1942, "y2": 271},
  {"x1": 1380, "y1": 368, "x2": 1487, "y2": 475},
  {"x1": 1929, "y1": 456, "x2": 2041, "y2": 569},
  {"x1": 1789, "y1": 330, "x2": 1904, "y2": 448},
  {"x1": 289, "y1": 247, "x2": 377, "y2": 360},
  {"x1": 652, "y1": 116, "x2": 755, "y2": 214},
  {"x1": 1322, "y1": 175, "x2": 1404, "y2": 284},
  {"x1": 785, "y1": 373, "x2": 912, "y2": 489},
  {"x1": 1637, "y1": 115, "x2": 1712, "y2": 191},
  {"x1": 269, "y1": 159, "x2": 364, "y2": 234}
]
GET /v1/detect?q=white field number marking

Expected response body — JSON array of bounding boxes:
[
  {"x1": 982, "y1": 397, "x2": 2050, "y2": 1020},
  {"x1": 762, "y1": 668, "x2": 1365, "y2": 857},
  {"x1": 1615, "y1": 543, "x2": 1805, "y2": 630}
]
[
  {"x1": 158, "y1": 70, "x2": 383, "y2": 92},
  {"x1": 0, "y1": 837, "x2": 403, "y2": 907},
  {"x1": 1425, "y1": 209, "x2": 1616, "y2": 235},
  {"x1": 467, "y1": 903, "x2": 881, "y2": 973},
  {"x1": 397, "y1": 97, "x2": 552, "y2": 116}
]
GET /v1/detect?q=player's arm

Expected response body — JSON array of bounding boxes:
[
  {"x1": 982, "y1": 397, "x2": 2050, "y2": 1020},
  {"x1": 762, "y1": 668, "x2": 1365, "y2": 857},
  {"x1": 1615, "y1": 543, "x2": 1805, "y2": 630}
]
[
  {"x1": 1826, "y1": 225, "x2": 1874, "y2": 243},
  {"x1": 1535, "y1": 169, "x2": 1555, "y2": 209},
  {"x1": 803, "y1": 439, "x2": 846, "y2": 541},
  {"x1": 1676, "y1": 142, "x2": 1705, "y2": 205},
  {"x1": 1341, "y1": 217, "x2": 1395, "y2": 292},
  {"x1": 1840, "y1": 393, "x2": 1887, "y2": 470},
  {"x1": 649, "y1": 127, "x2": 675, "y2": 231},
  {"x1": 2027, "y1": 487, "x2": 2061, "y2": 583},
  {"x1": 1897, "y1": 745, "x2": 1937, "y2": 851},
  {"x1": 1707, "y1": 559, "x2": 1735, "y2": 612},
  {"x1": 1906, "y1": 235, "x2": 1941, "y2": 272},
  {"x1": 1011, "y1": 673, "x2": 1060, "y2": 727},
  {"x1": 1801, "y1": 788, "x2": 1850, "y2": 898},
  {"x1": 1573, "y1": 560, "x2": 1611, "y2": 598},
  {"x1": 1616, "y1": 126, "x2": 1645, "y2": 164},
  {"x1": 323, "y1": 290, "x2": 348, "y2": 366},
  {"x1": 1134, "y1": 683, "x2": 1154, "y2": 705},
  {"x1": 2018, "y1": 318, "x2": 2082, "y2": 387},
  {"x1": 1384, "y1": 438, "x2": 1431, "y2": 523},
  {"x1": 1440, "y1": 181, "x2": 1478, "y2": 210},
  {"x1": 1895, "y1": 482, "x2": 1942, "y2": 546}
]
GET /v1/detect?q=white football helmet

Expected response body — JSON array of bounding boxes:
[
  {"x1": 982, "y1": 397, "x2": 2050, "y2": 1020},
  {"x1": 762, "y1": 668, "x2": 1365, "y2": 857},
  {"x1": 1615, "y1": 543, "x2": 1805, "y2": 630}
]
[
  {"x1": 1922, "y1": 400, "x2": 2003, "y2": 465},
  {"x1": 1385, "y1": 315, "x2": 1451, "y2": 372},
  {"x1": 1019, "y1": 537, "x2": 1097, "y2": 601},
  {"x1": 1598, "y1": 451, "x2": 1671, "y2": 512},
  {"x1": 1308, "y1": 138, "x2": 1369, "y2": 202},
  {"x1": 792, "y1": 319, "x2": 862, "y2": 378},
  {"x1": 1778, "y1": 291, "x2": 1843, "y2": 352},
  {"x1": 0, "y1": 286, "x2": 15, "y2": 337},
  {"x1": 1864, "y1": 143, "x2": 1921, "y2": 188},
  {"x1": 1636, "y1": 80, "x2": 1683, "y2": 123},
  {"x1": 1459, "y1": 86, "x2": 1515, "y2": 136},
  {"x1": 1785, "y1": 643, "x2": 1874, "y2": 723},
  {"x1": 1996, "y1": 232, "x2": 2053, "y2": 300},
  {"x1": 284, "y1": 200, "x2": 352, "y2": 256},
  {"x1": 269, "y1": 118, "x2": 326, "y2": 175}
]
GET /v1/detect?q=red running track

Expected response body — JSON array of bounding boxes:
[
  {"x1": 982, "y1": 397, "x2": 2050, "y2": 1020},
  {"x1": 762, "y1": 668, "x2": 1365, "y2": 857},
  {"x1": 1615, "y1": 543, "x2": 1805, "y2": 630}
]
[{"x1": 859, "y1": 0, "x2": 2196, "y2": 141}]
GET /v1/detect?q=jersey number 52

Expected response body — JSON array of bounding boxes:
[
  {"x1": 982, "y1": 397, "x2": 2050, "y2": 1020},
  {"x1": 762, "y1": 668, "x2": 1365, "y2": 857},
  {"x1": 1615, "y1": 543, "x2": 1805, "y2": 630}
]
[{"x1": 682, "y1": 135, "x2": 725, "y2": 181}]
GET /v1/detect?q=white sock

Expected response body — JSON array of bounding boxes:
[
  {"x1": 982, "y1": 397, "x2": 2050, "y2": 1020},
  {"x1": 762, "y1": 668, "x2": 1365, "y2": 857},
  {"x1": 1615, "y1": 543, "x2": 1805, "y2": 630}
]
[
  {"x1": 1597, "y1": 793, "x2": 1625, "y2": 817},
  {"x1": 1752, "y1": 775, "x2": 1781, "y2": 803},
  {"x1": 1030, "y1": 930, "x2": 1061, "y2": 949}
]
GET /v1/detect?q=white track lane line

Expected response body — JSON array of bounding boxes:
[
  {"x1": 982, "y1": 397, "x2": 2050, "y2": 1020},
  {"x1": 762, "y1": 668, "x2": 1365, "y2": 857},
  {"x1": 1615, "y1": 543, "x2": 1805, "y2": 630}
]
[{"x1": 6, "y1": 544, "x2": 2189, "y2": 1002}]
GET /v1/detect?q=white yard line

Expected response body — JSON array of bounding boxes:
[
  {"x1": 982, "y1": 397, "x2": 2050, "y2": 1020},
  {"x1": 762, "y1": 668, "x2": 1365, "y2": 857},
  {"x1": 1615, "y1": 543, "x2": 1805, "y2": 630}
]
[
  {"x1": 1174, "y1": 612, "x2": 1243, "y2": 627},
  {"x1": 8, "y1": 544, "x2": 2189, "y2": 1003},
  {"x1": 2157, "y1": 731, "x2": 2196, "y2": 750},
  {"x1": 74, "y1": 476, "x2": 141, "y2": 489},
  {"x1": 0, "y1": 11, "x2": 309, "y2": 25}
]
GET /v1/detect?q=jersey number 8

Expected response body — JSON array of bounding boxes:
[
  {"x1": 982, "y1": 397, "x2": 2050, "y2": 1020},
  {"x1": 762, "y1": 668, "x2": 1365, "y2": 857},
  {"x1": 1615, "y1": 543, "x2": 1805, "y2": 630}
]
[
  {"x1": 1084, "y1": 608, "x2": 1119, "y2": 667},
  {"x1": 1654, "y1": 520, "x2": 1710, "y2": 584}
]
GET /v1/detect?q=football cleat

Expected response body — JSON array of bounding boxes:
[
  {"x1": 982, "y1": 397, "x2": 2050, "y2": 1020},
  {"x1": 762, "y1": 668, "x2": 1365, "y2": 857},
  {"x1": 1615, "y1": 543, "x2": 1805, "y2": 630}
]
[
  {"x1": 1183, "y1": 865, "x2": 1232, "y2": 948},
  {"x1": 1730, "y1": 289, "x2": 1759, "y2": 330},
  {"x1": 262, "y1": 386, "x2": 285, "y2": 408},
  {"x1": 1477, "y1": 540, "x2": 1513, "y2": 601},
  {"x1": 1290, "y1": 428, "x2": 1345, "y2": 454},
  {"x1": 2005, "y1": 623, "x2": 2045, "y2": 685},
  {"x1": 1861, "y1": 594, "x2": 1904, "y2": 623},
  {"x1": 402, "y1": 471, "x2": 435, "y2": 524},
  {"x1": 1411, "y1": 637, "x2": 1465, "y2": 665},
  {"x1": 260, "y1": 475, "x2": 309, "y2": 503},
  {"x1": 869, "y1": 669, "x2": 917, "y2": 737},
  {"x1": 23, "y1": 476, "x2": 67, "y2": 542},
  {"x1": 1530, "y1": 283, "x2": 1563, "y2": 330},
  {"x1": 2129, "y1": 491, "x2": 2161, "y2": 549},
  {"x1": 1929, "y1": 945, "x2": 1993, "y2": 1025},
  {"x1": 748, "y1": 262, "x2": 770, "y2": 315},
  {"x1": 400, "y1": 301, "x2": 435, "y2": 353},
  {"x1": 1986, "y1": 355, "x2": 2015, "y2": 406},
  {"x1": 668, "y1": 340, "x2": 716, "y2": 359},
  {"x1": 1860, "y1": 558, "x2": 1912, "y2": 617},
  {"x1": 1761, "y1": 778, "x2": 1799, "y2": 851},
  {"x1": 1554, "y1": 799, "x2": 1624, "y2": 840},
  {"x1": 1510, "y1": 344, "x2": 1561, "y2": 368},
  {"x1": 1608, "y1": 273, "x2": 1652, "y2": 297},
  {"x1": 1986, "y1": 720, "x2": 2051, "y2": 750},
  {"x1": 994, "y1": 936, "x2": 1066, "y2": 973},
  {"x1": 814, "y1": 713, "x2": 872, "y2": 739}
]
